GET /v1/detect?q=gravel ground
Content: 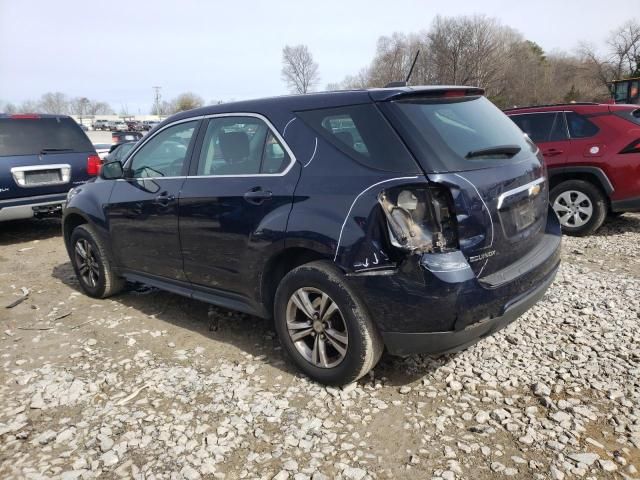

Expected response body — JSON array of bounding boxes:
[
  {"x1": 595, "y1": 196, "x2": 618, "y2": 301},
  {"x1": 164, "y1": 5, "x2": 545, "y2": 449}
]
[{"x1": 0, "y1": 214, "x2": 639, "y2": 480}]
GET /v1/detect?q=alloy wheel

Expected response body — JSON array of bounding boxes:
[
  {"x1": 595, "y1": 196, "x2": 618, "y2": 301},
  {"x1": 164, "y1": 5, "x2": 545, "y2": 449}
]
[
  {"x1": 553, "y1": 190, "x2": 593, "y2": 228},
  {"x1": 285, "y1": 287, "x2": 349, "y2": 369},
  {"x1": 74, "y1": 239, "x2": 100, "y2": 288}
]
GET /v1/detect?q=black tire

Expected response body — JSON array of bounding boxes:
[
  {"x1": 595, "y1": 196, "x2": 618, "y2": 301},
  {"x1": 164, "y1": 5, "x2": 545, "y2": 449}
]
[
  {"x1": 274, "y1": 260, "x2": 383, "y2": 386},
  {"x1": 69, "y1": 224, "x2": 124, "y2": 298},
  {"x1": 550, "y1": 180, "x2": 607, "y2": 236}
]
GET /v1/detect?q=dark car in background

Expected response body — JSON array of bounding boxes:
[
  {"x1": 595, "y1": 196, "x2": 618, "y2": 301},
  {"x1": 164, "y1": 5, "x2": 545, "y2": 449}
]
[
  {"x1": 111, "y1": 131, "x2": 143, "y2": 145},
  {"x1": 104, "y1": 141, "x2": 136, "y2": 163},
  {"x1": 126, "y1": 120, "x2": 144, "y2": 132},
  {"x1": 0, "y1": 114, "x2": 101, "y2": 222},
  {"x1": 93, "y1": 119, "x2": 111, "y2": 131},
  {"x1": 506, "y1": 103, "x2": 640, "y2": 235},
  {"x1": 63, "y1": 86, "x2": 561, "y2": 384},
  {"x1": 142, "y1": 120, "x2": 160, "y2": 131}
]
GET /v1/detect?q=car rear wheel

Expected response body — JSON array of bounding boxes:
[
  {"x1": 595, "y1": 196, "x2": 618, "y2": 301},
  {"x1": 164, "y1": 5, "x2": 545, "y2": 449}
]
[
  {"x1": 70, "y1": 224, "x2": 125, "y2": 298},
  {"x1": 550, "y1": 180, "x2": 607, "y2": 236},
  {"x1": 274, "y1": 260, "x2": 383, "y2": 385}
]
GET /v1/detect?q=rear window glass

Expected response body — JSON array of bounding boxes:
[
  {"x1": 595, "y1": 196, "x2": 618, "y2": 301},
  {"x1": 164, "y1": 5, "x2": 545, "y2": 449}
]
[
  {"x1": 296, "y1": 104, "x2": 420, "y2": 173},
  {"x1": 0, "y1": 117, "x2": 94, "y2": 156},
  {"x1": 382, "y1": 96, "x2": 537, "y2": 173}
]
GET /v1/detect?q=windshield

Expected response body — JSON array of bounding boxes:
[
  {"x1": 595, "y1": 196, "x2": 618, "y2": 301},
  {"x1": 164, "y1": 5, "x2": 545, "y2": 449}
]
[
  {"x1": 0, "y1": 117, "x2": 94, "y2": 157},
  {"x1": 382, "y1": 96, "x2": 538, "y2": 173}
]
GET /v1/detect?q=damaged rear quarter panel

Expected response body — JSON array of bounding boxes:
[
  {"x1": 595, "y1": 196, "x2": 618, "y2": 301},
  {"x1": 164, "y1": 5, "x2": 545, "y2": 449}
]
[{"x1": 285, "y1": 132, "x2": 425, "y2": 272}]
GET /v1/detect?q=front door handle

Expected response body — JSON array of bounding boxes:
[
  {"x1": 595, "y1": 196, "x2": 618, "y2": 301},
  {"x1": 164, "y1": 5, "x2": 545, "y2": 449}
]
[
  {"x1": 543, "y1": 148, "x2": 564, "y2": 157},
  {"x1": 155, "y1": 192, "x2": 176, "y2": 206},
  {"x1": 243, "y1": 187, "x2": 272, "y2": 205}
]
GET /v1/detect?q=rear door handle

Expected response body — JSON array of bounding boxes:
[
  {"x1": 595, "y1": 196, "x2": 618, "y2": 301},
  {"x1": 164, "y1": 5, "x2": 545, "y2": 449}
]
[
  {"x1": 243, "y1": 187, "x2": 272, "y2": 205},
  {"x1": 543, "y1": 148, "x2": 563, "y2": 157},
  {"x1": 155, "y1": 192, "x2": 176, "y2": 206}
]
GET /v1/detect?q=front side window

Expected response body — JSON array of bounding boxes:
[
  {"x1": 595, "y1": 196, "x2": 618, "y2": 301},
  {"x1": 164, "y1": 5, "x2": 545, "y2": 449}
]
[
  {"x1": 128, "y1": 121, "x2": 197, "y2": 178},
  {"x1": 566, "y1": 112, "x2": 599, "y2": 138},
  {"x1": 196, "y1": 116, "x2": 290, "y2": 175}
]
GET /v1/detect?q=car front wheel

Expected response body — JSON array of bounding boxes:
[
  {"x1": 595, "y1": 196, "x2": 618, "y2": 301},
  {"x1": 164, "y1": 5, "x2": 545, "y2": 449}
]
[
  {"x1": 274, "y1": 261, "x2": 383, "y2": 385},
  {"x1": 70, "y1": 224, "x2": 125, "y2": 298},
  {"x1": 550, "y1": 180, "x2": 607, "y2": 236}
]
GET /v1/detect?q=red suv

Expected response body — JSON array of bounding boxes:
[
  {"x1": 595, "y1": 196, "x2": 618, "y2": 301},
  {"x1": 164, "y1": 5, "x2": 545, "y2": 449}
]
[{"x1": 506, "y1": 103, "x2": 640, "y2": 235}]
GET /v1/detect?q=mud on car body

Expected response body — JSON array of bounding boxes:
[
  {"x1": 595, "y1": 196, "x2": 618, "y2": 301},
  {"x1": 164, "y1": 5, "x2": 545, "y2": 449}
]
[{"x1": 63, "y1": 86, "x2": 561, "y2": 385}]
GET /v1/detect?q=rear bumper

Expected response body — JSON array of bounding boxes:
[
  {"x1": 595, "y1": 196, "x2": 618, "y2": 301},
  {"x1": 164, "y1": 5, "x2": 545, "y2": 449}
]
[
  {"x1": 381, "y1": 264, "x2": 558, "y2": 356},
  {"x1": 347, "y1": 213, "x2": 562, "y2": 356},
  {"x1": 0, "y1": 193, "x2": 67, "y2": 221}
]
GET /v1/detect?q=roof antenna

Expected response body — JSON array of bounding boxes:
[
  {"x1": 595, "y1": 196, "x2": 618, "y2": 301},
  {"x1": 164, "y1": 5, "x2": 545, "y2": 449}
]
[{"x1": 385, "y1": 50, "x2": 420, "y2": 88}]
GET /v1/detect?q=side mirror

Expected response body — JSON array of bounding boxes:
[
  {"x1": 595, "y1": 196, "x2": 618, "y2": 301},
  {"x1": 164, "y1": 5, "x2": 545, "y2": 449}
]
[{"x1": 100, "y1": 160, "x2": 124, "y2": 180}]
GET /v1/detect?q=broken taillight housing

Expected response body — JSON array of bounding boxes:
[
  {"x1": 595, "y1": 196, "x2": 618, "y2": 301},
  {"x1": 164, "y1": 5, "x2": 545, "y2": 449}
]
[{"x1": 378, "y1": 184, "x2": 457, "y2": 253}]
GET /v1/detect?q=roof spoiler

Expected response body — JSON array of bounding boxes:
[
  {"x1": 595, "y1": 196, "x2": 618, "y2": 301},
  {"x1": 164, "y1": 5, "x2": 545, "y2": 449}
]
[{"x1": 370, "y1": 87, "x2": 485, "y2": 102}]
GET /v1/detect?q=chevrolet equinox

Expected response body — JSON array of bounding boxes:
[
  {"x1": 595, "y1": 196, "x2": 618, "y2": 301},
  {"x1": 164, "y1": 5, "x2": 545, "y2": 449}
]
[{"x1": 63, "y1": 86, "x2": 562, "y2": 385}]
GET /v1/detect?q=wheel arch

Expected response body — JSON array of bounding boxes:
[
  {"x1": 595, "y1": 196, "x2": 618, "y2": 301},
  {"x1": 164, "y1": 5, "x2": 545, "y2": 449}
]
[
  {"x1": 548, "y1": 166, "x2": 614, "y2": 198},
  {"x1": 259, "y1": 243, "x2": 336, "y2": 317},
  {"x1": 62, "y1": 210, "x2": 90, "y2": 256}
]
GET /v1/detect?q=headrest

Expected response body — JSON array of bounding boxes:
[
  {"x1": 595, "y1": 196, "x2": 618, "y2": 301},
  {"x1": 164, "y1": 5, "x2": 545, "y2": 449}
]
[{"x1": 219, "y1": 131, "x2": 249, "y2": 161}]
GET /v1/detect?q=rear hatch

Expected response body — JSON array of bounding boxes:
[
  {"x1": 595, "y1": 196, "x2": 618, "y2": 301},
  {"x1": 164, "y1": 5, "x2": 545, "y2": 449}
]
[
  {"x1": 379, "y1": 91, "x2": 549, "y2": 279},
  {"x1": 0, "y1": 115, "x2": 97, "y2": 201}
]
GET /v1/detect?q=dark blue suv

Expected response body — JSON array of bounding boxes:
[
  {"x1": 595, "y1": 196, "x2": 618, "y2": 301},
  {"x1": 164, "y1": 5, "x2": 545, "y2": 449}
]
[{"x1": 63, "y1": 86, "x2": 561, "y2": 385}]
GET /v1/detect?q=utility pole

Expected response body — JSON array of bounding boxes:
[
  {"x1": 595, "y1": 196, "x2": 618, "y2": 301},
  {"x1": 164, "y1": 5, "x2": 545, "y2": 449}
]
[{"x1": 153, "y1": 86, "x2": 161, "y2": 119}]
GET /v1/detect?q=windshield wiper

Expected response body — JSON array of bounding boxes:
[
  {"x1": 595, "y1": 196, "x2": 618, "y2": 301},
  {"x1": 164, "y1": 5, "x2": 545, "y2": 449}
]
[
  {"x1": 465, "y1": 145, "x2": 521, "y2": 159},
  {"x1": 40, "y1": 148, "x2": 74, "y2": 154}
]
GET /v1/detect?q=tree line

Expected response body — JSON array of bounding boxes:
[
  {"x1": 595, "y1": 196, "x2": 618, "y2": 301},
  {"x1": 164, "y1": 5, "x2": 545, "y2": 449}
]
[
  {"x1": 0, "y1": 91, "x2": 210, "y2": 117},
  {"x1": 3, "y1": 15, "x2": 638, "y2": 115},
  {"x1": 282, "y1": 16, "x2": 640, "y2": 108},
  {"x1": 0, "y1": 92, "x2": 114, "y2": 117}
]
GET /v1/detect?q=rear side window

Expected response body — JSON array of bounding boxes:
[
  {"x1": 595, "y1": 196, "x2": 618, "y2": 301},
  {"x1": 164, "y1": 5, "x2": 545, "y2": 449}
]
[
  {"x1": 196, "y1": 116, "x2": 290, "y2": 176},
  {"x1": 382, "y1": 96, "x2": 538, "y2": 173},
  {"x1": 0, "y1": 117, "x2": 94, "y2": 156},
  {"x1": 296, "y1": 104, "x2": 420, "y2": 173},
  {"x1": 566, "y1": 112, "x2": 599, "y2": 138},
  {"x1": 510, "y1": 113, "x2": 567, "y2": 143}
]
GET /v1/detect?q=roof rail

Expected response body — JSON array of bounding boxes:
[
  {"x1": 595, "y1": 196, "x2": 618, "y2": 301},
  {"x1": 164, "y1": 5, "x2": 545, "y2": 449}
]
[{"x1": 503, "y1": 102, "x2": 599, "y2": 112}]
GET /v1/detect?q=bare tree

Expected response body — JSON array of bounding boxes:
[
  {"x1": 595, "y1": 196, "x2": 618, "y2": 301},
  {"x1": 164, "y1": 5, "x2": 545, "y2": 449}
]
[
  {"x1": 18, "y1": 100, "x2": 41, "y2": 113},
  {"x1": 332, "y1": 14, "x2": 615, "y2": 107},
  {"x1": 281, "y1": 45, "x2": 320, "y2": 94},
  {"x1": 579, "y1": 20, "x2": 640, "y2": 90},
  {"x1": 70, "y1": 97, "x2": 91, "y2": 116},
  {"x1": 39, "y1": 92, "x2": 69, "y2": 114},
  {"x1": 172, "y1": 92, "x2": 204, "y2": 112},
  {"x1": 608, "y1": 20, "x2": 640, "y2": 77},
  {"x1": 87, "y1": 101, "x2": 113, "y2": 115}
]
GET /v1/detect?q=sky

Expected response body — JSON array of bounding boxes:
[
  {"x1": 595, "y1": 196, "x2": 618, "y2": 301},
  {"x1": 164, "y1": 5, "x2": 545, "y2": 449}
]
[{"x1": 0, "y1": 0, "x2": 635, "y2": 114}]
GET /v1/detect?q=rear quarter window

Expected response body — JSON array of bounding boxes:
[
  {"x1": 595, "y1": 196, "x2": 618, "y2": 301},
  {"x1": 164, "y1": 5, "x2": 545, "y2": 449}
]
[
  {"x1": 296, "y1": 104, "x2": 420, "y2": 173},
  {"x1": 566, "y1": 112, "x2": 599, "y2": 138},
  {"x1": 0, "y1": 117, "x2": 94, "y2": 156}
]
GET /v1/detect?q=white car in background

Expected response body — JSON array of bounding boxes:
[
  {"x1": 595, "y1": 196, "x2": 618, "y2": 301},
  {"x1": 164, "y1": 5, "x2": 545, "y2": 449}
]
[
  {"x1": 113, "y1": 120, "x2": 128, "y2": 131},
  {"x1": 93, "y1": 143, "x2": 111, "y2": 160}
]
